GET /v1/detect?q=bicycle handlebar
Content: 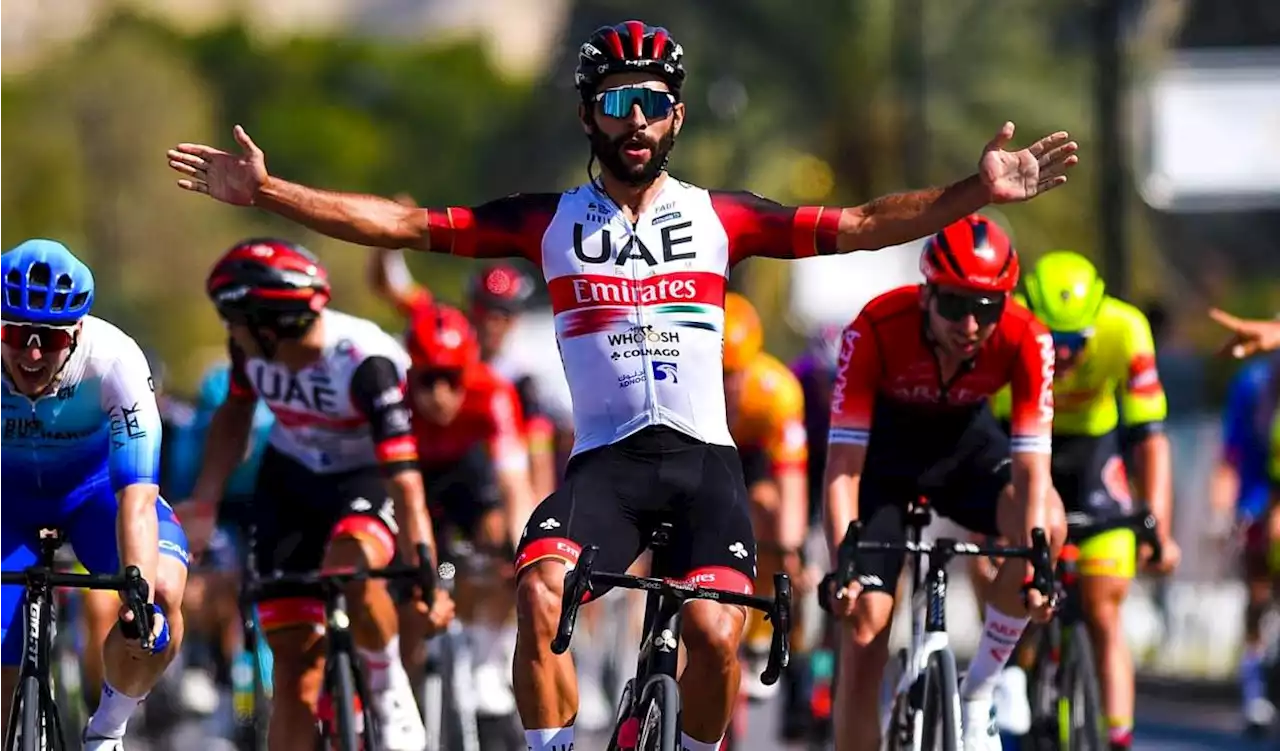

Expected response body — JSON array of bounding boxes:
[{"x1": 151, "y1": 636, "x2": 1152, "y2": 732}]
[
  {"x1": 1, "y1": 564, "x2": 155, "y2": 651},
  {"x1": 1066, "y1": 510, "x2": 1162, "y2": 566},
  {"x1": 822, "y1": 521, "x2": 1055, "y2": 611},
  {"x1": 550, "y1": 546, "x2": 793, "y2": 686},
  {"x1": 246, "y1": 543, "x2": 438, "y2": 608}
]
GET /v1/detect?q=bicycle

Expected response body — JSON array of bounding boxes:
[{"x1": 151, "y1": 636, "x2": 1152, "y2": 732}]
[
  {"x1": 552, "y1": 521, "x2": 793, "y2": 751},
  {"x1": 824, "y1": 500, "x2": 1054, "y2": 751},
  {"x1": 420, "y1": 540, "x2": 522, "y2": 751},
  {"x1": 238, "y1": 542, "x2": 436, "y2": 751},
  {"x1": 2, "y1": 528, "x2": 156, "y2": 751},
  {"x1": 1021, "y1": 510, "x2": 1161, "y2": 751}
]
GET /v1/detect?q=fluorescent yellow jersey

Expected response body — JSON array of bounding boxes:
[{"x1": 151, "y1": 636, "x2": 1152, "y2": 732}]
[
  {"x1": 994, "y1": 296, "x2": 1167, "y2": 436},
  {"x1": 730, "y1": 352, "x2": 808, "y2": 475}
]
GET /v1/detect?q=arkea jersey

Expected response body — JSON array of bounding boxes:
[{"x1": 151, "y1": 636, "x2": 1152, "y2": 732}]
[
  {"x1": 992, "y1": 296, "x2": 1167, "y2": 438},
  {"x1": 2, "y1": 316, "x2": 161, "y2": 499},
  {"x1": 228, "y1": 309, "x2": 417, "y2": 474},
  {"x1": 415, "y1": 178, "x2": 842, "y2": 456},
  {"x1": 730, "y1": 353, "x2": 808, "y2": 475},
  {"x1": 413, "y1": 362, "x2": 530, "y2": 473},
  {"x1": 829, "y1": 285, "x2": 1054, "y2": 463}
]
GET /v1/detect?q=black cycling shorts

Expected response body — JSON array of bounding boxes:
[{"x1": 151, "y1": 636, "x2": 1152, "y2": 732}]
[
  {"x1": 1050, "y1": 431, "x2": 1131, "y2": 522},
  {"x1": 514, "y1": 426, "x2": 758, "y2": 594},
  {"x1": 250, "y1": 447, "x2": 398, "y2": 629},
  {"x1": 738, "y1": 447, "x2": 774, "y2": 490},
  {"x1": 854, "y1": 407, "x2": 1010, "y2": 594},
  {"x1": 421, "y1": 447, "x2": 502, "y2": 554}
]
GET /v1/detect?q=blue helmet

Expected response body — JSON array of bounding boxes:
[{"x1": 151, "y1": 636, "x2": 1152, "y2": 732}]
[{"x1": 2, "y1": 239, "x2": 95, "y2": 325}]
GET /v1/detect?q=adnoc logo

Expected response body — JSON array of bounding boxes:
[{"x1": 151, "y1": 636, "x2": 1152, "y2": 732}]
[{"x1": 651, "y1": 361, "x2": 679, "y2": 383}]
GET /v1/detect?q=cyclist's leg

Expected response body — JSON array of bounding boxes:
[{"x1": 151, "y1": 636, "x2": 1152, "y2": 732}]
[
  {"x1": 70, "y1": 483, "x2": 190, "y2": 741},
  {"x1": 1239, "y1": 517, "x2": 1274, "y2": 724},
  {"x1": 320, "y1": 470, "x2": 425, "y2": 748},
  {"x1": 78, "y1": 586, "x2": 118, "y2": 710},
  {"x1": 0, "y1": 523, "x2": 40, "y2": 739},
  {"x1": 1067, "y1": 436, "x2": 1139, "y2": 749},
  {"x1": 512, "y1": 441, "x2": 646, "y2": 751},
  {"x1": 831, "y1": 477, "x2": 910, "y2": 751}
]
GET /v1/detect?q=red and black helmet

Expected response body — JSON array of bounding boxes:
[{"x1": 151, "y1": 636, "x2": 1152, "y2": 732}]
[
  {"x1": 206, "y1": 238, "x2": 330, "y2": 334},
  {"x1": 575, "y1": 20, "x2": 686, "y2": 102},
  {"x1": 406, "y1": 303, "x2": 480, "y2": 372},
  {"x1": 919, "y1": 215, "x2": 1020, "y2": 294},
  {"x1": 466, "y1": 264, "x2": 533, "y2": 314}
]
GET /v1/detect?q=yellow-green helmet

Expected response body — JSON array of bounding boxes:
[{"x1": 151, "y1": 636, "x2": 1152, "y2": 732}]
[{"x1": 1023, "y1": 251, "x2": 1106, "y2": 333}]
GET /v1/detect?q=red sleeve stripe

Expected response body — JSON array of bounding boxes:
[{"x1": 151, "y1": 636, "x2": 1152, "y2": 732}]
[
  {"x1": 426, "y1": 207, "x2": 477, "y2": 257},
  {"x1": 375, "y1": 434, "x2": 419, "y2": 464},
  {"x1": 792, "y1": 206, "x2": 842, "y2": 258}
]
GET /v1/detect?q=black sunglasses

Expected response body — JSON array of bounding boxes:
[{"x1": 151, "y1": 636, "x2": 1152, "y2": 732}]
[{"x1": 932, "y1": 289, "x2": 1007, "y2": 326}]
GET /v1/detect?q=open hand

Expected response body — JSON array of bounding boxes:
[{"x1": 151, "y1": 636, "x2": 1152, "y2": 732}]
[
  {"x1": 979, "y1": 121, "x2": 1079, "y2": 204},
  {"x1": 167, "y1": 125, "x2": 268, "y2": 206},
  {"x1": 1209, "y1": 308, "x2": 1280, "y2": 358}
]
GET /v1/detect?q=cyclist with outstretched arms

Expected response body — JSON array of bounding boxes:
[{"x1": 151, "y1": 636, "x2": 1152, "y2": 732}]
[
  {"x1": 397, "y1": 302, "x2": 537, "y2": 721},
  {"x1": 823, "y1": 216, "x2": 1068, "y2": 751},
  {"x1": 0, "y1": 240, "x2": 190, "y2": 750},
  {"x1": 167, "y1": 19, "x2": 1078, "y2": 750},
  {"x1": 182, "y1": 239, "x2": 454, "y2": 751},
  {"x1": 982, "y1": 251, "x2": 1179, "y2": 748}
]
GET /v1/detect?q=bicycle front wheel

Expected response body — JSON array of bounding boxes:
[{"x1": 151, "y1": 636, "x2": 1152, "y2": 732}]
[
  {"x1": 635, "y1": 674, "x2": 682, "y2": 751},
  {"x1": 919, "y1": 650, "x2": 960, "y2": 751},
  {"x1": 19, "y1": 675, "x2": 41, "y2": 751},
  {"x1": 329, "y1": 651, "x2": 364, "y2": 751},
  {"x1": 1060, "y1": 624, "x2": 1104, "y2": 751}
]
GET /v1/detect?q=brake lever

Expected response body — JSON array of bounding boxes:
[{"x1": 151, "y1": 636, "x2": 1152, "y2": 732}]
[
  {"x1": 1021, "y1": 528, "x2": 1055, "y2": 608},
  {"x1": 117, "y1": 566, "x2": 155, "y2": 651},
  {"x1": 414, "y1": 542, "x2": 436, "y2": 607},
  {"x1": 761, "y1": 573, "x2": 792, "y2": 686},
  {"x1": 551, "y1": 547, "x2": 597, "y2": 654}
]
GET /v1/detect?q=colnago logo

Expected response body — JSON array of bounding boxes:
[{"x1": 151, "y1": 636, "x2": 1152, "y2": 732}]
[{"x1": 607, "y1": 326, "x2": 680, "y2": 346}]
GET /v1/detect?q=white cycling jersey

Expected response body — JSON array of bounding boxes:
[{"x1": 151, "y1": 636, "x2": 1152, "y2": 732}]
[
  {"x1": 419, "y1": 176, "x2": 840, "y2": 456},
  {"x1": 228, "y1": 309, "x2": 417, "y2": 474}
]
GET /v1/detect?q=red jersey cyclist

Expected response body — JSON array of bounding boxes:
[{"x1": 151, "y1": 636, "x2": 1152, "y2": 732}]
[
  {"x1": 823, "y1": 216, "x2": 1067, "y2": 751},
  {"x1": 397, "y1": 302, "x2": 538, "y2": 720}
]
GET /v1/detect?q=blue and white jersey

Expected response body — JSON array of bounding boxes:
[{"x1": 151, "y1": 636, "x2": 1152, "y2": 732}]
[{"x1": 2, "y1": 316, "x2": 161, "y2": 504}]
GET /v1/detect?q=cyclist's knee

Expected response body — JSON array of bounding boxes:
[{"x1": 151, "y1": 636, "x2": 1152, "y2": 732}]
[
  {"x1": 847, "y1": 592, "x2": 895, "y2": 648},
  {"x1": 515, "y1": 560, "x2": 565, "y2": 643},
  {"x1": 266, "y1": 627, "x2": 325, "y2": 703},
  {"x1": 154, "y1": 556, "x2": 188, "y2": 638},
  {"x1": 1044, "y1": 487, "x2": 1068, "y2": 555},
  {"x1": 1079, "y1": 577, "x2": 1125, "y2": 628},
  {"x1": 681, "y1": 601, "x2": 744, "y2": 665}
]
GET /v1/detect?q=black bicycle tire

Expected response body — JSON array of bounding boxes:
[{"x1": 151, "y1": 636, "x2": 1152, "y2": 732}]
[
  {"x1": 19, "y1": 675, "x2": 40, "y2": 751},
  {"x1": 919, "y1": 650, "x2": 960, "y2": 751},
  {"x1": 605, "y1": 678, "x2": 635, "y2": 751},
  {"x1": 636, "y1": 674, "x2": 681, "y2": 751},
  {"x1": 1064, "y1": 624, "x2": 1104, "y2": 751},
  {"x1": 252, "y1": 645, "x2": 271, "y2": 751},
  {"x1": 1021, "y1": 626, "x2": 1058, "y2": 751},
  {"x1": 330, "y1": 650, "x2": 362, "y2": 751},
  {"x1": 420, "y1": 632, "x2": 452, "y2": 751}
]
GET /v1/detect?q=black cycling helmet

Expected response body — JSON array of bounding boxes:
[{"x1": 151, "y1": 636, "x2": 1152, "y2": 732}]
[
  {"x1": 206, "y1": 238, "x2": 331, "y2": 342},
  {"x1": 574, "y1": 21, "x2": 686, "y2": 103}
]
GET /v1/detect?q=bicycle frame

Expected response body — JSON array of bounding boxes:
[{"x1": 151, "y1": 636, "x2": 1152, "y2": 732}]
[{"x1": 880, "y1": 505, "x2": 959, "y2": 747}]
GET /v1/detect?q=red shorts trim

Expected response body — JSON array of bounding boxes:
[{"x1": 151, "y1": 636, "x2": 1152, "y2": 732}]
[
  {"x1": 328, "y1": 515, "x2": 396, "y2": 567},
  {"x1": 258, "y1": 597, "x2": 325, "y2": 631}
]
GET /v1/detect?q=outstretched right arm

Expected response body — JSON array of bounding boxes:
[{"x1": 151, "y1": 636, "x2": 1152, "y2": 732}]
[
  {"x1": 257, "y1": 179, "x2": 434, "y2": 250},
  {"x1": 169, "y1": 126, "x2": 555, "y2": 260}
]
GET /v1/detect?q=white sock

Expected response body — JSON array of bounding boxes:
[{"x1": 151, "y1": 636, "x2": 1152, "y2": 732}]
[
  {"x1": 525, "y1": 726, "x2": 574, "y2": 751},
  {"x1": 681, "y1": 732, "x2": 723, "y2": 751},
  {"x1": 358, "y1": 634, "x2": 406, "y2": 694},
  {"x1": 960, "y1": 604, "x2": 1028, "y2": 700},
  {"x1": 85, "y1": 681, "x2": 145, "y2": 739}
]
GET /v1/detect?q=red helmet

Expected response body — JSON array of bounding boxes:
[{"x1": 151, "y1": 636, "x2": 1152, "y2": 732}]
[
  {"x1": 575, "y1": 21, "x2": 686, "y2": 102},
  {"x1": 406, "y1": 304, "x2": 480, "y2": 371},
  {"x1": 919, "y1": 215, "x2": 1019, "y2": 294},
  {"x1": 206, "y1": 238, "x2": 330, "y2": 335},
  {"x1": 467, "y1": 264, "x2": 533, "y2": 314}
]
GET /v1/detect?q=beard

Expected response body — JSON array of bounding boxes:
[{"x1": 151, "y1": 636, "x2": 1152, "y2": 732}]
[{"x1": 590, "y1": 127, "x2": 677, "y2": 187}]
